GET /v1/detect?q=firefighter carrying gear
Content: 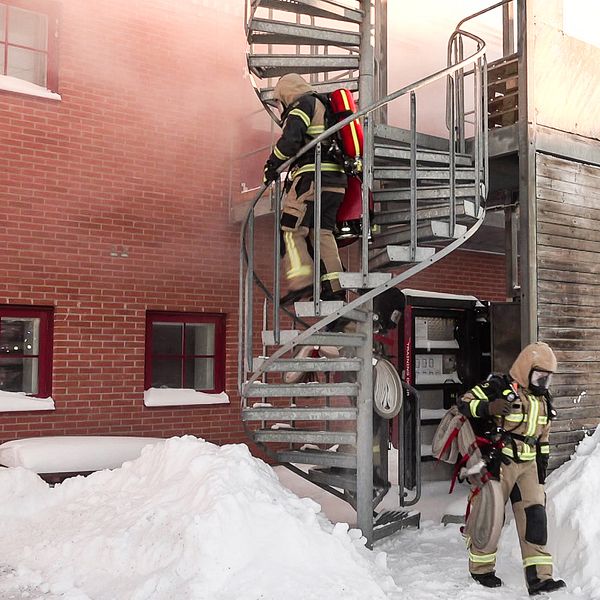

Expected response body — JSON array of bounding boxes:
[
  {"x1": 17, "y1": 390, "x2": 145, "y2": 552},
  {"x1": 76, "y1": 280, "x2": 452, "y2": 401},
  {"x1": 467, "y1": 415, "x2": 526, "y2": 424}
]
[
  {"x1": 264, "y1": 74, "x2": 347, "y2": 299},
  {"x1": 457, "y1": 342, "x2": 566, "y2": 594}
]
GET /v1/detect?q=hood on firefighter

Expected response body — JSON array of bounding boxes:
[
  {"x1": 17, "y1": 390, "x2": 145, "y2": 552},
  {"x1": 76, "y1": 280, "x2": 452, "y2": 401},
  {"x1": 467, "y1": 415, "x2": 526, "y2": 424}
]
[
  {"x1": 509, "y1": 341, "x2": 557, "y2": 391},
  {"x1": 273, "y1": 73, "x2": 314, "y2": 108}
]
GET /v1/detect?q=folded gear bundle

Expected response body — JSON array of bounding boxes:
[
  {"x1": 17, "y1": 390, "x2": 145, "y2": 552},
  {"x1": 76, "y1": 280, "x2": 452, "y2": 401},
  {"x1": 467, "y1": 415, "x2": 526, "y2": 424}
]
[{"x1": 432, "y1": 406, "x2": 504, "y2": 553}]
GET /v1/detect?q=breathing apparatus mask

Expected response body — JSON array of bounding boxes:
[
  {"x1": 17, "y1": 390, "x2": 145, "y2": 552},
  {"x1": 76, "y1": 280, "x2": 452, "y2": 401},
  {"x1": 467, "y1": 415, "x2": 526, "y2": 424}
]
[{"x1": 529, "y1": 368, "x2": 553, "y2": 395}]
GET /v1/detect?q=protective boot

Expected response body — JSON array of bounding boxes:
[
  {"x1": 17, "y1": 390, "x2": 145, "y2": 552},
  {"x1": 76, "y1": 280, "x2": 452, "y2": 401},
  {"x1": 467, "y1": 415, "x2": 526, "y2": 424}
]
[
  {"x1": 471, "y1": 572, "x2": 503, "y2": 588},
  {"x1": 528, "y1": 578, "x2": 566, "y2": 596}
]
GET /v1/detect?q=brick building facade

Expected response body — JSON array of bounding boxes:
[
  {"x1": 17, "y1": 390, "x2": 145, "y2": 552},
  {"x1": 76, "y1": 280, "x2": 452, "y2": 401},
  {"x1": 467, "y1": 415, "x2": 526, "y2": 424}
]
[{"x1": 0, "y1": 0, "x2": 505, "y2": 444}]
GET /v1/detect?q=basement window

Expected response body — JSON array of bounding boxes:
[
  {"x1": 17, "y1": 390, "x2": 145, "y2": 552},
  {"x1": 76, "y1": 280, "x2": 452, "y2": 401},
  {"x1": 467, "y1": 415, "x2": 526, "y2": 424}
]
[
  {"x1": 0, "y1": 0, "x2": 59, "y2": 94},
  {"x1": 145, "y1": 312, "x2": 226, "y2": 396},
  {"x1": 0, "y1": 305, "x2": 54, "y2": 400}
]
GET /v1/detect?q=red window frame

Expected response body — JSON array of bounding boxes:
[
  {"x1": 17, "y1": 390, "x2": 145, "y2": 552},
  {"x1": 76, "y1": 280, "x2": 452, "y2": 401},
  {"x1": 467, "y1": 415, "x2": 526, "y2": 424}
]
[
  {"x1": 1, "y1": 0, "x2": 59, "y2": 91},
  {"x1": 145, "y1": 312, "x2": 226, "y2": 394},
  {"x1": 0, "y1": 305, "x2": 54, "y2": 398}
]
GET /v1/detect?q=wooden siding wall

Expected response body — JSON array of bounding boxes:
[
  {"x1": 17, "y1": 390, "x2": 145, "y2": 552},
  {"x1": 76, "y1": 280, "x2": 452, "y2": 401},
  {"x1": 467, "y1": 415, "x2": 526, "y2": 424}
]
[{"x1": 536, "y1": 153, "x2": 600, "y2": 469}]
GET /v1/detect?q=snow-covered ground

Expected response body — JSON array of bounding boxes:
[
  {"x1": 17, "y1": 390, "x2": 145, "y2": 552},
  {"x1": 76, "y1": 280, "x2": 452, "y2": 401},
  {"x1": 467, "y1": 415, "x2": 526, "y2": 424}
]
[{"x1": 0, "y1": 428, "x2": 598, "y2": 600}]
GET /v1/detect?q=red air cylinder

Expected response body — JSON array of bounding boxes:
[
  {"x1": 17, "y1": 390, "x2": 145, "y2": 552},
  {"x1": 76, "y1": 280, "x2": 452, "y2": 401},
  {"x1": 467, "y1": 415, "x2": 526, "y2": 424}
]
[
  {"x1": 329, "y1": 88, "x2": 363, "y2": 158},
  {"x1": 335, "y1": 175, "x2": 373, "y2": 248}
]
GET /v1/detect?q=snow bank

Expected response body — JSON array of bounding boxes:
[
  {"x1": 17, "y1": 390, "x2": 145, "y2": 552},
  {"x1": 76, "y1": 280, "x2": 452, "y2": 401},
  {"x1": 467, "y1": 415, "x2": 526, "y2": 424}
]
[
  {"x1": 0, "y1": 437, "x2": 398, "y2": 600},
  {"x1": 546, "y1": 426, "x2": 600, "y2": 599}
]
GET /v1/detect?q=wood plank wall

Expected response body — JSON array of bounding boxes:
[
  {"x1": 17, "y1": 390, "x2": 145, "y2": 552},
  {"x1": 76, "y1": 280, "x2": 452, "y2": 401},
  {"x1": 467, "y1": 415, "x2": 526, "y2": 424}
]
[{"x1": 536, "y1": 153, "x2": 600, "y2": 468}]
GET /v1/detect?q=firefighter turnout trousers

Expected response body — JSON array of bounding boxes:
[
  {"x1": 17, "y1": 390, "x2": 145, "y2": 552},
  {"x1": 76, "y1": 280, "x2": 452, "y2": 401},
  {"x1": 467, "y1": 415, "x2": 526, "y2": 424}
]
[
  {"x1": 468, "y1": 459, "x2": 553, "y2": 584},
  {"x1": 280, "y1": 175, "x2": 345, "y2": 294}
]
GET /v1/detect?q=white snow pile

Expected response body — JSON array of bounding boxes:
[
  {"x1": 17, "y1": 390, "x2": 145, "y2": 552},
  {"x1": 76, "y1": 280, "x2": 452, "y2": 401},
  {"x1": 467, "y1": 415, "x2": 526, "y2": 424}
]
[
  {"x1": 546, "y1": 426, "x2": 600, "y2": 599},
  {"x1": 0, "y1": 436, "x2": 398, "y2": 600}
]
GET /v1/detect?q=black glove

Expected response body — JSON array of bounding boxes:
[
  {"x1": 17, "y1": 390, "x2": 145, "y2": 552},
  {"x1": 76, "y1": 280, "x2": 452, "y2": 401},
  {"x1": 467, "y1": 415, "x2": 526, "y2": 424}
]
[
  {"x1": 263, "y1": 160, "x2": 279, "y2": 184},
  {"x1": 536, "y1": 452, "x2": 549, "y2": 484},
  {"x1": 485, "y1": 396, "x2": 512, "y2": 416}
]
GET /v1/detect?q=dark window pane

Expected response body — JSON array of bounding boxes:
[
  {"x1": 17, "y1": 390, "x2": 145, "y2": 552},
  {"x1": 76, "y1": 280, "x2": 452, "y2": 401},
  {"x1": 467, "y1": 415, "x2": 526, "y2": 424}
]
[
  {"x1": 0, "y1": 317, "x2": 40, "y2": 355},
  {"x1": 7, "y1": 6, "x2": 47, "y2": 49},
  {"x1": 0, "y1": 357, "x2": 38, "y2": 394},
  {"x1": 184, "y1": 358, "x2": 214, "y2": 390},
  {"x1": 184, "y1": 323, "x2": 215, "y2": 355},
  {"x1": 152, "y1": 323, "x2": 182, "y2": 355},
  {"x1": 151, "y1": 358, "x2": 182, "y2": 388},
  {"x1": 7, "y1": 46, "x2": 46, "y2": 86}
]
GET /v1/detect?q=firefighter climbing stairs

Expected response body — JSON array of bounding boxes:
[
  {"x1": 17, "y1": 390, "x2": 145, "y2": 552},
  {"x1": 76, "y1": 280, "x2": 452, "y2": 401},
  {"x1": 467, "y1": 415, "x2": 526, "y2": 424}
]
[{"x1": 240, "y1": 0, "x2": 492, "y2": 545}]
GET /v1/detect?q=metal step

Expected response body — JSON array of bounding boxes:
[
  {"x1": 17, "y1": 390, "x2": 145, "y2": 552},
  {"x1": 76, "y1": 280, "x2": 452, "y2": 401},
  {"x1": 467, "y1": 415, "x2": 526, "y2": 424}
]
[
  {"x1": 253, "y1": 429, "x2": 356, "y2": 444},
  {"x1": 294, "y1": 300, "x2": 368, "y2": 321},
  {"x1": 374, "y1": 145, "x2": 472, "y2": 166},
  {"x1": 244, "y1": 381, "x2": 358, "y2": 397},
  {"x1": 258, "y1": 0, "x2": 364, "y2": 24},
  {"x1": 242, "y1": 406, "x2": 357, "y2": 421},
  {"x1": 338, "y1": 271, "x2": 391, "y2": 289},
  {"x1": 308, "y1": 466, "x2": 357, "y2": 490},
  {"x1": 370, "y1": 221, "x2": 468, "y2": 249},
  {"x1": 277, "y1": 449, "x2": 357, "y2": 468},
  {"x1": 373, "y1": 510, "x2": 421, "y2": 541},
  {"x1": 373, "y1": 199, "x2": 480, "y2": 226},
  {"x1": 254, "y1": 356, "x2": 362, "y2": 372},
  {"x1": 373, "y1": 166, "x2": 477, "y2": 181},
  {"x1": 374, "y1": 123, "x2": 449, "y2": 152},
  {"x1": 368, "y1": 245, "x2": 436, "y2": 270},
  {"x1": 249, "y1": 19, "x2": 360, "y2": 47},
  {"x1": 248, "y1": 54, "x2": 359, "y2": 79},
  {"x1": 262, "y1": 329, "x2": 365, "y2": 346},
  {"x1": 259, "y1": 78, "x2": 359, "y2": 102},
  {"x1": 373, "y1": 184, "x2": 478, "y2": 203}
]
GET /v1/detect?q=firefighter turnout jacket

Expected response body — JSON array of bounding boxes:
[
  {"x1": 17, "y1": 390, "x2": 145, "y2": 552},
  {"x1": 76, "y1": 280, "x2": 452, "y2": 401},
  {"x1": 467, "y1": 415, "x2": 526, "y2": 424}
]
[
  {"x1": 456, "y1": 342, "x2": 560, "y2": 592},
  {"x1": 264, "y1": 73, "x2": 346, "y2": 186}
]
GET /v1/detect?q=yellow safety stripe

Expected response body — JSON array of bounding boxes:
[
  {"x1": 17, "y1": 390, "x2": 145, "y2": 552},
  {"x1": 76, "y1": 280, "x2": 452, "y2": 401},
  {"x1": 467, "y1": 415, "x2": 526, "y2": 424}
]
[
  {"x1": 504, "y1": 413, "x2": 546, "y2": 424},
  {"x1": 320, "y1": 272, "x2": 340, "y2": 282},
  {"x1": 539, "y1": 444, "x2": 550, "y2": 454},
  {"x1": 292, "y1": 163, "x2": 345, "y2": 178},
  {"x1": 502, "y1": 446, "x2": 537, "y2": 461},
  {"x1": 470, "y1": 399, "x2": 481, "y2": 418},
  {"x1": 469, "y1": 551, "x2": 496, "y2": 563},
  {"x1": 288, "y1": 108, "x2": 311, "y2": 127},
  {"x1": 523, "y1": 556, "x2": 553, "y2": 568},
  {"x1": 306, "y1": 125, "x2": 325, "y2": 136},
  {"x1": 472, "y1": 386, "x2": 488, "y2": 401},
  {"x1": 284, "y1": 231, "x2": 311, "y2": 279},
  {"x1": 340, "y1": 89, "x2": 361, "y2": 156},
  {"x1": 505, "y1": 413, "x2": 526, "y2": 422},
  {"x1": 274, "y1": 145, "x2": 290, "y2": 161},
  {"x1": 527, "y1": 395, "x2": 539, "y2": 437}
]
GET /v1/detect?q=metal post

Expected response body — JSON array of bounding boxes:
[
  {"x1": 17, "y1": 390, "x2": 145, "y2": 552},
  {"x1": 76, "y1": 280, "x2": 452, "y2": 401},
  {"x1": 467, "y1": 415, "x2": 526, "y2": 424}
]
[
  {"x1": 356, "y1": 301, "x2": 374, "y2": 546},
  {"x1": 245, "y1": 210, "x2": 255, "y2": 372},
  {"x1": 313, "y1": 143, "x2": 322, "y2": 315},
  {"x1": 409, "y1": 92, "x2": 417, "y2": 261},
  {"x1": 473, "y1": 57, "x2": 481, "y2": 212},
  {"x1": 448, "y1": 76, "x2": 456, "y2": 238},
  {"x1": 357, "y1": 0, "x2": 375, "y2": 547},
  {"x1": 503, "y1": 0, "x2": 515, "y2": 56},
  {"x1": 273, "y1": 179, "x2": 282, "y2": 341}
]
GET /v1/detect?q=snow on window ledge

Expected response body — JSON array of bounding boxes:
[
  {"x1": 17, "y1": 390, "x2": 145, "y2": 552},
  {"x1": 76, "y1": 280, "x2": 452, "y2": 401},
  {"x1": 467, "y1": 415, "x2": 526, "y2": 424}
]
[
  {"x1": 0, "y1": 390, "x2": 55, "y2": 412},
  {"x1": 0, "y1": 74, "x2": 61, "y2": 101},
  {"x1": 144, "y1": 388, "x2": 230, "y2": 407}
]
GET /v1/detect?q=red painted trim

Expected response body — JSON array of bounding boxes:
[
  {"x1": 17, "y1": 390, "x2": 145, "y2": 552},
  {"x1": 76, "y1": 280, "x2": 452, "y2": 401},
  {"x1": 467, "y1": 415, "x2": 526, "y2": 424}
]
[
  {"x1": 145, "y1": 311, "x2": 226, "y2": 394},
  {"x1": 403, "y1": 305, "x2": 413, "y2": 385},
  {"x1": 0, "y1": 304, "x2": 54, "y2": 397}
]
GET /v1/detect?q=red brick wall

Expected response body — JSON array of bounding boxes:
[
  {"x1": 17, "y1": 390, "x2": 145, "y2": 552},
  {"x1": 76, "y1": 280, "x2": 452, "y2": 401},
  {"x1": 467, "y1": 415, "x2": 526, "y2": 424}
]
[{"x1": 0, "y1": 0, "x2": 258, "y2": 443}]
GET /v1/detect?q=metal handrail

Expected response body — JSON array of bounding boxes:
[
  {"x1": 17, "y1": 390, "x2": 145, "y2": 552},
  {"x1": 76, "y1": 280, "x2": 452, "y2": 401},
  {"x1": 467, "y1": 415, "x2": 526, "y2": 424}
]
[{"x1": 238, "y1": 30, "x2": 488, "y2": 397}]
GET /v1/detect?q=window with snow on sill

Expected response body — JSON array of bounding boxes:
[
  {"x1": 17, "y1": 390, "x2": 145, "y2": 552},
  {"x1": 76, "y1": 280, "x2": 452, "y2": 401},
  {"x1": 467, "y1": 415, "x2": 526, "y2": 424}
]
[
  {"x1": 0, "y1": 390, "x2": 54, "y2": 412},
  {"x1": 144, "y1": 388, "x2": 229, "y2": 407},
  {"x1": 0, "y1": 75, "x2": 61, "y2": 100}
]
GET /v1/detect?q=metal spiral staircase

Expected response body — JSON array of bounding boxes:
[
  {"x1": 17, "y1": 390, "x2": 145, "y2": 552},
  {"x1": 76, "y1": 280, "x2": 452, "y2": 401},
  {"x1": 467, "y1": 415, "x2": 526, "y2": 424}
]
[{"x1": 240, "y1": 0, "x2": 491, "y2": 545}]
